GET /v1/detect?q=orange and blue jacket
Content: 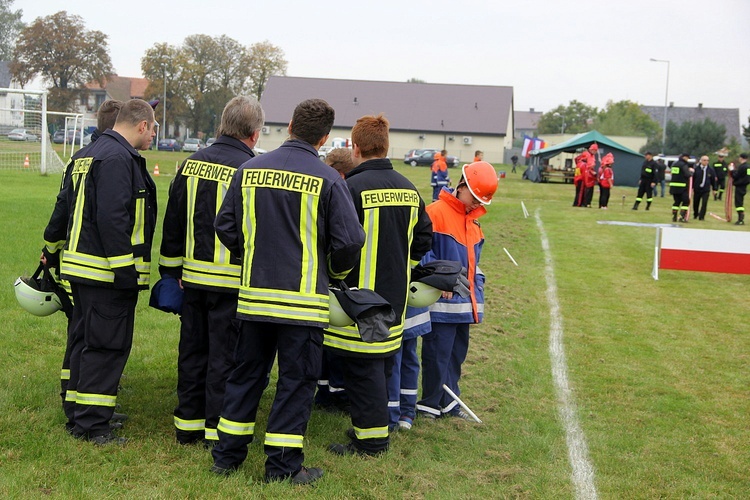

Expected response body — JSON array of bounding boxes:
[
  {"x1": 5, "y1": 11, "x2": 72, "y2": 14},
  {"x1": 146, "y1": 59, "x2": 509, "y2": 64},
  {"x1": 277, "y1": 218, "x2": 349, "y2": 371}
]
[
  {"x1": 430, "y1": 153, "x2": 450, "y2": 187},
  {"x1": 424, "y1": 188, "x2": 486, "y2": 324}
]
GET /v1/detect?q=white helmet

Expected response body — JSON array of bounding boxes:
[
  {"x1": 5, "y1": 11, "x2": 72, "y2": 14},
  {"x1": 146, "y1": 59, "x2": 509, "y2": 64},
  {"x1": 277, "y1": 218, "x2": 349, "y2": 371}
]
[
  {"x1": 328, "y1": 289, "x2": 354, "y2": 327},
  {"x1": 14, "y1": 275, "x2": 63, "y2": 317},
  {"x1": 407, "y1": 281, "x2": 442, "y2": 308}
]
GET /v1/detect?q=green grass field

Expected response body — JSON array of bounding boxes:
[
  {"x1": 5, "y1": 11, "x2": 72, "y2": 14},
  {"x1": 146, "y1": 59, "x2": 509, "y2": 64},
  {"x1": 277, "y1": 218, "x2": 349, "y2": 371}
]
[{"x1": 0, "y1": 159, "x2": 748, "y2": 498}]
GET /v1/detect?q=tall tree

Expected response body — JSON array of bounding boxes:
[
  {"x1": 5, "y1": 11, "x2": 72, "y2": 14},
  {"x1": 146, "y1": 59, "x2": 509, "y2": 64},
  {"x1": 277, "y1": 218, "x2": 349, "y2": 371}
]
[
  {"x1": 536, "y1": 100, "x2": 599, "y2": 135},
  {"x1": 247, "y1": 40, "x2": 287, "y2": 100},
  {"x1": 141, "y1": 43, "x2": 187, "y2": 138},
  {"x1": 10, "y1": 11, "x2": 112, "y2": 111},
  {"x1": 0, "y1": 0, "x2": 24, "y2": 61},
  {"x1": 596, "y1": 100, "x2": 661, "y2": 139},
  {"x1": 665, "y1": 118, "x2": 726, "y2": 156},
  {"x1": 743, "y1": 115, "x2": 750, "y2": 146}
]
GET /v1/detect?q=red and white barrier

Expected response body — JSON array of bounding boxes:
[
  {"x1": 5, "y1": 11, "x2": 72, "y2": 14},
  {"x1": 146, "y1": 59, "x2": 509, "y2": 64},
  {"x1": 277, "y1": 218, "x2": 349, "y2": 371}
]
[{"x1": 656, "y1": 227, "x2": 750, "y2": 278}]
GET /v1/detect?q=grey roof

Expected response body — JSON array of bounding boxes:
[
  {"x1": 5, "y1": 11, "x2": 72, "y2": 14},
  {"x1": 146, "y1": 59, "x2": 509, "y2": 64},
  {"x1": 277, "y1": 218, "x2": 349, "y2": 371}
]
[
  {"x1": 0, "y1": 61, "x2": 11, "y2": 88},
  {"x1": 261, "y1": 76, "x2": 513, "y2": 136},
  {"x1": 641, "y1": 105, "x2": 740, "y2": 143},
  {"x1": 514, "y1": 110, "x2": 542, "y2": 131}
]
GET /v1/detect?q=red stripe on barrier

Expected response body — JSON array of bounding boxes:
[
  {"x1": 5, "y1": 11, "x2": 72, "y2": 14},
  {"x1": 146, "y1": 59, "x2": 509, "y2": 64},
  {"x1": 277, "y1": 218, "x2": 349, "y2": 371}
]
[{"x1": 660, "y1": 249, "x2": 750, "y2": 275}]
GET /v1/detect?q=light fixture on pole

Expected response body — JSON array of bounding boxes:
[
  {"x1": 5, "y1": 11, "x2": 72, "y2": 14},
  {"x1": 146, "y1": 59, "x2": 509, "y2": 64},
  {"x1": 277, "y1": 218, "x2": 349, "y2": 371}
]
[
  {"x1": 649, "y1": 58, "x2": 670, "y2": 154},
  {"x1": 553, "y1": 112, "x2": 566, "y2": 134}
]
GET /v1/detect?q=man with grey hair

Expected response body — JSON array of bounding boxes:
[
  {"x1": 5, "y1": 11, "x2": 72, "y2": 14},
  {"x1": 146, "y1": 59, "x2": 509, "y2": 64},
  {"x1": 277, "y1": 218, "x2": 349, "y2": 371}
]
[{"x1": 159, "y1": 95, "x2": 265, "y2": 447}]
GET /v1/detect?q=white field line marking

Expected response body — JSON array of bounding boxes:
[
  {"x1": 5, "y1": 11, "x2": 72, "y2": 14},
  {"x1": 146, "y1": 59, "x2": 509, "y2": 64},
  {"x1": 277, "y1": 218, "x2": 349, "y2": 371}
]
[{"x1": 535, "y1": 209, "x2": 598, "y2": 500}]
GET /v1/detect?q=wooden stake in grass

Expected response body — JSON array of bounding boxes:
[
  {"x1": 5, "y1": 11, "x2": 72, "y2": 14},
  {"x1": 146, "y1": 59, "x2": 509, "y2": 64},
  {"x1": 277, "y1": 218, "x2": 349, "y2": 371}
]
[
  {"x1": 443, "y1": 384, "x2": 482, "y2": 423},
  {"x1": 503, "y1": 247, "x2": 519, "y2": 266}
]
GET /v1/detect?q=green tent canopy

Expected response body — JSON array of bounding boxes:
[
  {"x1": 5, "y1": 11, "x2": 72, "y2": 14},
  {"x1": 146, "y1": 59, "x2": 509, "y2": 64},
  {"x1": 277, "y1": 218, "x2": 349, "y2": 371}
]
[{"x1": 531, "y1": 130, "x2": 645, "y2": 187}]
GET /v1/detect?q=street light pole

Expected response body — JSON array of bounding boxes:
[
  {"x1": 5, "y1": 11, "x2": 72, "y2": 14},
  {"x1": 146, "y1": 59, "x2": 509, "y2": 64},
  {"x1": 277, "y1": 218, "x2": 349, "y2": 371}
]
[
  {"x1": 650, "y1": 58, "x2": 670, "y2": 154},
  {"x1": 553, "y1": 112, "x2": 566, "y2": 134},
  {"x1": 162, "y1": 63, "x2": 168, "y2": 142}
]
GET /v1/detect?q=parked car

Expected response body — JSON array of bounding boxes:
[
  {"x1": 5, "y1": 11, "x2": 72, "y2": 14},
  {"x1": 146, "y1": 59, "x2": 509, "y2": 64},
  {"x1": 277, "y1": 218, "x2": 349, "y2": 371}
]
[
  {"x1": 52, "y1": 130, "x2": 66, "y2": 143},
  {"x1": 404, "y1": 148, "x2": 459, "y2": 167},
  {"x1": 318, "y1": 145, "x2": 334, "y2": 160},
  {"x1": 182, "y1": 138, "x2": 204, "y2": 153},
  {"x1": 158, "y1": 139, "x2": 182, "y2": 152},
  {"x1": 206, "y1": 137, "x2": 216, "y2": 147},
  {"x1": 8, "y1": 129, "x2": 38, "y2": 141},
  {"x1": 253, "y1": 147, "x2": 267, "y2": 155}
]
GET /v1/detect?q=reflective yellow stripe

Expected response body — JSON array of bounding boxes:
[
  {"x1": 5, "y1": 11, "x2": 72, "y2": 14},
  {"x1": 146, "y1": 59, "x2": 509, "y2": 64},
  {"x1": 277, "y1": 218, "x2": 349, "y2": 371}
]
[
  {"x1": 328, "y1": 255, "x2": 352, "y2": 280},
  {"x1": 241, "y1": 169, "x2": 322, "y2": 195},
  {"x1": 324, "y1": 323, "x2": 404, "y2": 354},
  {"x1": 183, "y1": 258, "x2": 240, "y2": 276},
  {"x1": 186, "y1": 176, "x2": 198, "y2": 260},
  {"x1": 264, "y1": 432, "x2": 304, "y2": 448},
  {"x1": 109, "y1": 253, "x2": 135, "y2": 268},
  {"x1": 76, "y1": 392, "x2": 117, "y2": 407},
  {"x1": 131, "y1": 197, "x2": 145, "y2": 245},
  {"x1": 354, "y1": 426, "x2": 389, "y2": 440},
  {"x1": 299, "y1": 193, "x2": 320, "y2": 295},
  {"x1": 159, "y1": 255, "x2": 183, "y2": 267},
  {"x1": 69, "y1": 158, "x2": 93, "y2": 251},
  {"x1": 174, "y1": 416, "x2": 205, "y2": 431},
  {"x1": 205, "y1": 428, "x2": 218, "y2": 441},
  {"x1": 360, "y1": 208, "x2": 379, "y2": 289},
  {"x1": 217, "y1": 417, "x2": 255, "y2": 436},
  {"x1": 361, "y1": 189, "x2": 420, "y2": 208},
  {"x1": 240, "y1": 287, "x2": 328, "y2": 306},
  {"x1": 182, "y1": 160, "x2": 236, "y2": 183},
  {"x1": 241, "y1": 187, "x2": 257, "y2": 287},
  {"x1": 237, "y1": 300, "x2": 328, "y2": 323},
  {"x1": 60, "y1": 369, "x2": 70, "y2": 381},
  {"x1": 215, "y1": 181, "x2": 231, "y2": 269},
  {"x1": 45, "y1": 240, "x2": 66, "y2": 253},
  {"x1": 182, "y1": 268, "x2": 240, "y2": 288},
  {"x1": 65, "y1": 390, "x2": 77, "y2": 402}
]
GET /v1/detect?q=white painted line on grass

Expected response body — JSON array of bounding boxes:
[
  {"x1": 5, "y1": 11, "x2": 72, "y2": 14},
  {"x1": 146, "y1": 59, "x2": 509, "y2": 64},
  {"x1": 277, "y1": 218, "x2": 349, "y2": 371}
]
[{"x1": 535, "y1": 209, "x2": 598, "y2": 500}]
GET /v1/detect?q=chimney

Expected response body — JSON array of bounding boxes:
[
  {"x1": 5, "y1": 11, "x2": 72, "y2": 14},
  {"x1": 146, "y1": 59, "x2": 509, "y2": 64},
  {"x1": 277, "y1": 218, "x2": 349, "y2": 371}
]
[
  {"x1": 669, "y1": 102, "x2": 674, "y2": 108},
  {"x1": 698, "y1": 103, "x2": 703, "y2": 109},
  {"x1": 529, "y1": 108, "x2": 535, "y2": 113}
]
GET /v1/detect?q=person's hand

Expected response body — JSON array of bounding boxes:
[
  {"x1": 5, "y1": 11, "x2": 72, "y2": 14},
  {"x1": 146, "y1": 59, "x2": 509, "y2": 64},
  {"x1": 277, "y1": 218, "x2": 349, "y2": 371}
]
[
  {"x1": 651, "y1": 183, "x2": 656, "y2": 188},
  {"x1": 441, "y1": 291, "x2": 453, "y2": 300}
]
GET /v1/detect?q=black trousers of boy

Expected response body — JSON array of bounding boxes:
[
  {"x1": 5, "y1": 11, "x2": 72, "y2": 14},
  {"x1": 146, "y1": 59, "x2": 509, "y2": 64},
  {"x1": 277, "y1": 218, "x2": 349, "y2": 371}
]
[
  {"x1": 599, "y1": 186, "x2": 610, "y2": 208},
  {"x1": 174, "y1": 287, "x2": 239, "y2": 444},
  {"x1": 339, "y1": 354, "x2": 394, "y2": 454},
  {"x1": 71, "y1": 283, "x2": 137, "y2": 438}
]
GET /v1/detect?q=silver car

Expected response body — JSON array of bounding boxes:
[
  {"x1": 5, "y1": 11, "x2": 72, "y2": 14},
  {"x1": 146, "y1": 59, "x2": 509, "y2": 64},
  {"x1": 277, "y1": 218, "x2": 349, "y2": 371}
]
[
  {"x1": 182, "y1": 138, "x2": 204, "y2": 153},
  {"x1": 8, "y1": 128, "x2": 38, "y2": 141}
]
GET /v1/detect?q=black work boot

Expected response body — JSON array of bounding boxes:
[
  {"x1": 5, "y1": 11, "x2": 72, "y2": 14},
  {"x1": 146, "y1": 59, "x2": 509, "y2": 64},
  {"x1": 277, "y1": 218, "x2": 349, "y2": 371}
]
[
  {"x1": 632, "y1": 201, "x2": 640, "y2": 210},
  {"x1": 735, "y1": 213, "x2": 745, "y2": 225},
  {"x1": 646, "y1": 202, "x2": 652, "y2": 211},
  {"x1": 672, "y1": 210, "x2": 677, "y2": 222}
]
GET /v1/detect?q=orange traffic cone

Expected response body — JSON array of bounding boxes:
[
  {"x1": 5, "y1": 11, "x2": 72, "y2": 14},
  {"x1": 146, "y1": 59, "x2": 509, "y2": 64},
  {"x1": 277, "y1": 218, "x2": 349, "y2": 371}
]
[
  {"x1": 23, "y1": 155, "x2": 30, "y2": 168},
  {"x1": 153, "y1": 164, "x2": 160, "y2": 176}
]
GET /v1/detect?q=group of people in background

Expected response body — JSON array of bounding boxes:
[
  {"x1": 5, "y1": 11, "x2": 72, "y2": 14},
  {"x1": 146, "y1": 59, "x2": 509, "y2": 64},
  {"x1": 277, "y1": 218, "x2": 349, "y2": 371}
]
[
  {"x1": 38, "y1": 95, "x2": 498, "y2": 485},
  {"x1": 572, "y1": 143, "x2": 614, "y2": 209}
]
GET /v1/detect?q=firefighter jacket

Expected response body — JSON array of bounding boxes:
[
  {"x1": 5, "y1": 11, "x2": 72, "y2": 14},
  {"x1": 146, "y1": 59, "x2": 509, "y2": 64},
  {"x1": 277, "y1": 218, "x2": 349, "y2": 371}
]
[
  {"x1": 159, "y1": 136, "x2": 254, "y2": 292},
  {"x1": 50, "y1": 130, "x2": 157, "y2": 290},
  {"x1": 426, "y1": 188, "x2": 487, "y2": 324},
  {"x1": 669, "y1": 159, "x2": 692, "y2": 193},
  {"x1": 598, "y1": 166, "x2": 614, "y2": 188},
  {"x1": 640, "y1": 159, "x2": 658, "y2": 182},
  {"x1": 214, "y1": 139, "x2": 365, "y2": 328},
  {"x1": 713, "y1": 160, "x2": 727, "y2": 180},
  {"x1": 732, "y1": 161, "x2": 749, "y2": 187},
  {"x1": 323, "y1": 158, "x2": 432, "y2": 357}
]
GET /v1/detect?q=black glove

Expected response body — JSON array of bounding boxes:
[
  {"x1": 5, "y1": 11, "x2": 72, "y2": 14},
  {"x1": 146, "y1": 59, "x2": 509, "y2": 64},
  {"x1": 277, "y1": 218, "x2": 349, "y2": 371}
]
[
  {"x1": 42, "y1": 246, "x2": 60, "y2": 269},
  {"x1": 453, "y1": 267, "x2": 471, "y2": 298}
]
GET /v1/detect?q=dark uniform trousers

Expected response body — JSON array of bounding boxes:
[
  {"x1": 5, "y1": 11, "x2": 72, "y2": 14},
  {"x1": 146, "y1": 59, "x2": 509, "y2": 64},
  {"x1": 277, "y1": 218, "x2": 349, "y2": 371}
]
[
  {"x1": 71, "y1": 283, "x2": 137, "y2": 437},
  {"x1": 672, "y1": 190, "x2": 690, "y2": 218},
  {"x1": 175, "y1": 287, "x2": 239, "y2": 444},
  {"x1": 693, "y1": 188, "x2": 711, "y2": 220},
  {"x1": 636, "y1": 183, "x2": 653, "y2": 203},
  {"x1": 61, "y1": 300, "x2": 83, "y2": 429},
  {"x1": 339, "y1": 354, "x2": 394, "y2": 454},
  {"x1": 417, "y1": 323, "x2": 470, "y2": 416},
  {"x1": 212, "y1": 321, "x2": 322, "y2": 479}
]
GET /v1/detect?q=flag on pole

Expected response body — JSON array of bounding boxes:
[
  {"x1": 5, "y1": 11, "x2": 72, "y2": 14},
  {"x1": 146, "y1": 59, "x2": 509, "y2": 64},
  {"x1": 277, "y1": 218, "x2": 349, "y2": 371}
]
[{"x1": 521, "y1": 135, "x2": 533, "y2": 158}]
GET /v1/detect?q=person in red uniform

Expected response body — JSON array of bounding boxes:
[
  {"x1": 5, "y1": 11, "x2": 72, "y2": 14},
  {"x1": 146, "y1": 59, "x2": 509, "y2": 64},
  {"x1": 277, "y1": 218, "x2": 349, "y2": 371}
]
[{"x1": 598, "y1": 152, "x2": 614, "y2": 209}]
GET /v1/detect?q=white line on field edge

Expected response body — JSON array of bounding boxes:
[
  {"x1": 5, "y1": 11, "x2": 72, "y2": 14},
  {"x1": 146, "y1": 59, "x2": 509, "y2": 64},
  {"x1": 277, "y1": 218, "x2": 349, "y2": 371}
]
[{"x1": 535, "y1": 209, "x2": 598, "y2": 500}]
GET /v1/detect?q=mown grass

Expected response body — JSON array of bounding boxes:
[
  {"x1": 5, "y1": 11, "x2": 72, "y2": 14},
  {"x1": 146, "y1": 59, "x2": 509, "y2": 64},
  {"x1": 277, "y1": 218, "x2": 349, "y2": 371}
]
[{"x1": 0, "y1": 161, "x2": 748, "y2": 498}]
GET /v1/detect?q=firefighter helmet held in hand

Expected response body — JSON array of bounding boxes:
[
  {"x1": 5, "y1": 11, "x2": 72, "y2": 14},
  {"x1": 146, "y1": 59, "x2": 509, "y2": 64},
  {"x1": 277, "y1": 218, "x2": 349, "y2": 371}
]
[
  {"x1": 406, "y1": 281, "x2": 443, "y2": 308},
  {"x1": 14, "y1": 274, "x2": 63, "y2": 317},
  {"x1": 329, "y1": 289, "x2": 355, "y2": 327},
  {"x1": 461, "y1": 161, "x2": 498, "y2": 205}
]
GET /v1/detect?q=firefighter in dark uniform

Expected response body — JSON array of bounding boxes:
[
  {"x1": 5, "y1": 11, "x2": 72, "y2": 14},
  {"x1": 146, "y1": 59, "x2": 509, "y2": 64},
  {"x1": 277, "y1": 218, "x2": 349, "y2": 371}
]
[
  {"x1": 713, "y1": 152, "x2": 728, "y2": 200},
  {"x1": 55, "y1": 99, "x2": 157, "y2": 444},
  {"x1": 159, "y1": 96, "x2": 264, "y2": 446},
  {"x1": 43, "y1": 100, "x2": 124, "y2": 432},
  {"x1": 730, "y1": 153, "x2": 749, "y2": 225},
  {"x1": 633, "y1": 151, "x2": 658, "y2": 210},
  {"x1": 669, "y1": 153, "x2": 694, "y2": 223},
  {"x1": 211, "y1": 99, "x2": 365, "y2": 484},
  {"x1": 325, "y1": 115, "x2": 432, "y2": 456}
]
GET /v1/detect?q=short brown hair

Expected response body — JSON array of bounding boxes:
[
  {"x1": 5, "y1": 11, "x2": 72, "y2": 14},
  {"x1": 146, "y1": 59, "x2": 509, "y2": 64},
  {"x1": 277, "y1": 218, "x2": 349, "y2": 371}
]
[
  {"x1": 351, "y1": 114, "x2": 389, "y2": 158},
  {"x1": 115, "y1": 99, "x2": 154, "y2": 127},
  {"x1": 97, "y1": 100, "x2": 122, "y2": 132},
  {"x1": 290, "y1": 99, "x2": 335, "y2": 146},
  {"x1": 216, "y1": 96, "x2": 264, "y2": 139},
  {"x1": 325, "y1": 148, "x2": 354, "y2": 176}
]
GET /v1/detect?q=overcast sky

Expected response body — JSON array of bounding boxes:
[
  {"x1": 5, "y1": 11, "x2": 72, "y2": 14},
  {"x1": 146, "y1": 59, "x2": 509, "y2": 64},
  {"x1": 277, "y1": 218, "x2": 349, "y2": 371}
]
[{"x1": 18, "y1": 0, "x2": 750, "y2": 128}]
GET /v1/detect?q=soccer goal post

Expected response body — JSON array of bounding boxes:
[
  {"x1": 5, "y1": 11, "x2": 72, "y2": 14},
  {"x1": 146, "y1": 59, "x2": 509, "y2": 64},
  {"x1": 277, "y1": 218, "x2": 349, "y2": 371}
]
[{"x1": 0, "y1": 88, "x2": 65, "y2": 175}]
